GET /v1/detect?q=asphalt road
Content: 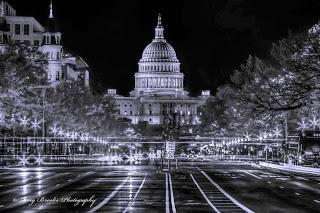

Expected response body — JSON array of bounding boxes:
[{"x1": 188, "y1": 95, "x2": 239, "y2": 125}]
[{"x1": 0, "y1": 160, "x2": 319, "y2": 212}]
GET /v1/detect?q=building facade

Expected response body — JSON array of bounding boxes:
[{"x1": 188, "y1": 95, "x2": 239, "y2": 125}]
[
  {"x1": 107, "y1": 14, "x2": 210, "y2": 125},
  {"x1": 0, "y1": 0, "x2": 90, "y2": 88}
]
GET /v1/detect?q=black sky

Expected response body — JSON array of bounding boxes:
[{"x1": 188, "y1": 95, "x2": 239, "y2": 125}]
[{"x1": 8, "y1": 0, "x2": 320, "y2": 95}]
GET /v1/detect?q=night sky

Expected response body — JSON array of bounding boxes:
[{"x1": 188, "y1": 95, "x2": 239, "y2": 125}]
[{"x1": 8, "y1": 0, "x2": 320, "y2": 95}]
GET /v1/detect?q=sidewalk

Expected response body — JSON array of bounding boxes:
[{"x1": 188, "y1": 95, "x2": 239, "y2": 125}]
[{"x1": 259, "y1": 162, "x2": 320, "y2": 175}]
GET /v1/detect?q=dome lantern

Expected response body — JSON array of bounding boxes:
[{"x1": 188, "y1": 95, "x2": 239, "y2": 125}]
[{"x1": 155, "y1": 13, "x2": 164, "y2": 40}]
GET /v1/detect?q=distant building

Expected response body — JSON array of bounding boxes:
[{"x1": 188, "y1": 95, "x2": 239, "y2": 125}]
[
  {"x1": 0, "y1": 0, "x2": 90, "y2": 88},
  {"x1": 107, "y1": 14, "x2": 210, "y2": 125}
]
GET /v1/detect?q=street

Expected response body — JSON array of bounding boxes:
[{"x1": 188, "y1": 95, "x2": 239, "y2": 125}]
[{"x1": 0, "y1": 161, "x2": 319, "y2": 212}]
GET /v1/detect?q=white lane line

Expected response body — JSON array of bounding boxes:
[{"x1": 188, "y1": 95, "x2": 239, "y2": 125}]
[
  {"x1": 168, "y1": 173, "x2": 177, "y2": 213},
  {"x1": 268, "y1": 181, "x2": 271, "y2": 184},
  {"x1": 314, "y1": 200, "x2": 320, "y2": 204},
  {"x1": 123, "y1": 174, "x2": 147, "y2": 213},
  {"x1": 88, "y1": 178, "x2": 128, "y2": 213},
  {"x1": 280, "y1": 186, "x2": 284, "y2": 189},
  {"x1": 296, "y1": 176, "x2": 309, "y2": 181},
  {"x1": 0, "y1": 172, "x2": 9, "y2": 176},
  {"x1": 190, "y1": 174, "x2": 220, "y2": 213},
  {"x1": 243, "y1": 171, "x2": 262, "y2": 180},
  {"x1": 295, "y1": 192, "x2": 300, "y2": 196},
  {"x1": 165, "y1": 173, "x2": 169, "y2": 213},
  {"x1": 201, "y1": 171, "x2": 255, "y2": 213},
  {"x1": 0, "y1": 205, "x2": 3, "y2": 208}
]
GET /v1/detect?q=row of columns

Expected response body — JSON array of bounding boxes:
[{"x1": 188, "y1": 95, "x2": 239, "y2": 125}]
[
  {"x1": 139, "y1": 64, "x2": 179, "y2": 72},
  {"x1": 135, "y1": 77, "x2": 183, "y2": 89}
]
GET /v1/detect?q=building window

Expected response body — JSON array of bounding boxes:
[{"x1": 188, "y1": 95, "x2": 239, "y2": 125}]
[
  {"x1": 124, "y1": 105, "x2": 127, "y2": 107},
  {"x1": 149, "y1": 118, "x2": 152, "y2": 122},
  {"x1": 149, "y1": 110, "x2": 152, "y2": 115},
  {"x1": 0, "y1": 35, "x2": 2, "y2": 43},
  {"x1": 57, "y1": 52, "x2": 60, "y2": 60},
  {"x1": 130, "y1": 105, "x2": 132, "y2": 107},
  {"x1": 46, "y1": 36, "x2": 50, "y2": 44},
  {"x1": 130, "y1": 111, "x2": 133, "y2": 115},
  {"x1": 56, "y1": 71, "x2": 60, "y2": 80},
  {"x1": 34, "y1": 40, "x2": 40, "y2": 46},
  {"x1": 24, "y1": 24, "x2": 29, "y2": 35},
  {"x1": 15, "y1": 24, "x2": 20, "y2": 35}
]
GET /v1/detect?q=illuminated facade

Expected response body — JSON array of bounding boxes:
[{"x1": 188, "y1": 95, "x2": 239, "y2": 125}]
[
  {"x1": 108, "y1": 14, "x2": 210, "y2": 125},
  {"x1": 0, "y1": 1, "x2": 90, "y2": 88}
]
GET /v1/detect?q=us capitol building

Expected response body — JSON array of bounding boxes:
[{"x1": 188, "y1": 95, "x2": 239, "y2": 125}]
[{"x1": 108, "y1": 14, "x2": 211, "y2": 125}]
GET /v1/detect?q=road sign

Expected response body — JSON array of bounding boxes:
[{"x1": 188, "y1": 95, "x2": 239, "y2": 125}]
[
  {"x1": 166, "y1": 142, "x2": 175, "y2": 159},
  {"x1": 166, "y1": 151, "x2": 175, "y2": 159}
]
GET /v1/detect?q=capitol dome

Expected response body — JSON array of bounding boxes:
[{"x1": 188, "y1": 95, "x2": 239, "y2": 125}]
[
  {"x1": 141, "y1": 41, "x2": 178, "y2": 63},
  {"x1": 133, "y1": 14, "x2": 186, "y2": 97},
  {"x1": 138, "y1": 14, "x2": 180, "y2": 72}
]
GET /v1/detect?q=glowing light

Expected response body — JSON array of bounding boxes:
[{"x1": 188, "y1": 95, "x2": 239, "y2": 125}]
[
  {"x1": 311, "y1": 115, "x2": 320, "y2": 129},
  {"x1": 58, "y1": 129, "x2": 65, "y2": 136},
  {"x1": 297, "y1": 119, "x2": 308, "y2": 131},
  {"x1": 31, "y1": 119, "x2": 41, "y2": 130},
  {"x1": 49, "y1": 124, "x2": 59, "y2": 135},
  {"x1": 273, "y1": 127, "x2": 282, "y2": 138},
  {"x1": 17, "y1": 155, "x2": 27, "y2": 166},
  {"x1": 19, "y1": 116, "x2": 29, "y2": 128},
  {"x1": 64, "y1": 131, "x2": 71, "y2": 138}
]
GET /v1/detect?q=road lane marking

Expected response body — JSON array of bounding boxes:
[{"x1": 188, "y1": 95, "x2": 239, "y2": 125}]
[
  {"x1": 296, "y1": 176, "x2": 309, "y2": 181},
  {"x1": 168, "y1": 173, "x2": 177, "y2": 213},
  {"x1": 0, "y1": 205, "x2": 3, "y2": 208},
  {"x1": 314, "y1": 200, "x2": 320, "y2": 204},
  {"x1": 165, "y1": 173, "x2": 169, "y2": 213},
  {"x1": 201, "y1": 171, "x2": 255, "y2": 213},
  {"x1": 280, "y1": 186, "x2": 284, "y2": 189},
  {"x1": 295, "y1": 192, "x2": 300, "y2": 196},
  {"x1": 190, "y1": 174, "x2": 220, "y2": 213},
  {"x1": 123, "y1": 174, "x2": 147, "y2": 213},
  {"x1": 88, "y1": 177, "x2": 129, "y2": 213},
  {"x1": 268, "y1": 181, "x2": 271, "y2": 184},
  {"x1": 0, "y1": 172, "x2": 9, "y2": 176},
  {"x1": 243, "y1": 171, "x2": 262, "y2": 180}
]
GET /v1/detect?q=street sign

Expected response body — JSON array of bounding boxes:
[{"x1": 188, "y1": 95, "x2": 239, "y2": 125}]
[
  {"x1": 166, "y1": 151, "x2": 175, "y2": 159},
  {"x1": 166, "y1": 142, "x2": 176, "y2": 159}
]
